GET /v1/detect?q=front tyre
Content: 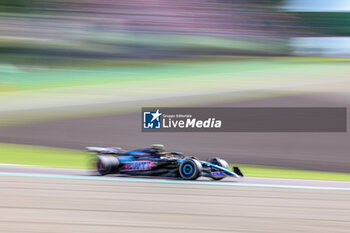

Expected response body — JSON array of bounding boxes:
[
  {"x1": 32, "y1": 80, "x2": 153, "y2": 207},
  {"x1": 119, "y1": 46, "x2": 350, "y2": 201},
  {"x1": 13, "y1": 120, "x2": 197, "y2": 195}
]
[
  {"x1": 96, "y1": 155, "x2": 119, "y2": 175},
  {"x1": 179, "y1": 159, "x2": 202, "y2": 180}
]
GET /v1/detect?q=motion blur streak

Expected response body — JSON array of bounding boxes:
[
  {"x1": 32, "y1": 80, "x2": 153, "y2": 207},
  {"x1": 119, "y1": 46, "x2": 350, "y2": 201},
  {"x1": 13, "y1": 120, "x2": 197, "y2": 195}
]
[
  {"x1": 0, "y1": 0, "x2": 300, "y2": 66},
  {"x1": 1, "y1": 172, "x2": 350, "y2": 191},
  {"x1": 0, "y1": 1, "x2": 350, "y2": 171},
  {"x1": 1, "y1": 1, "x2": 350, "y2": 232},
  {"x1": 0, "y1": 176, "x2": 349, "y2": 233}
]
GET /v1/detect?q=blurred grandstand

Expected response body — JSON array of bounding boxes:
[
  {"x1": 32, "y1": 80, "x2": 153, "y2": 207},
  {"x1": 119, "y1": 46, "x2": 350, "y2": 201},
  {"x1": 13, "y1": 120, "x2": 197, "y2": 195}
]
[{"x1": 0, "y1": 0, "x2": 309, "y2": 65}]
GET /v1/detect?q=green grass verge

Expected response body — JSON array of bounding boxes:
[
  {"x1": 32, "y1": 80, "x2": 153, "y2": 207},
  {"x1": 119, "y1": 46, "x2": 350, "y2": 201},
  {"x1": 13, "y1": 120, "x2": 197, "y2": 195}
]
[
  {"x1": 1, "y1": 143, "x2": 350, "y2": 181},
  {"x1": 0, "y1": 143, "x2": 89, "y2": 169}
]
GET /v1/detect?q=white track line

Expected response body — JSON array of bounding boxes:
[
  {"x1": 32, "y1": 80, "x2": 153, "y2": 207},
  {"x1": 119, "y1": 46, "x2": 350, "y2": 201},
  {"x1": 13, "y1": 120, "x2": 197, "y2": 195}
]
[
  {"x1": 0, "y1": 172, "x2": 349, "y2": 191},
  {"x1": 0, "y1": 163, "x2": 33, "y2": 167}
]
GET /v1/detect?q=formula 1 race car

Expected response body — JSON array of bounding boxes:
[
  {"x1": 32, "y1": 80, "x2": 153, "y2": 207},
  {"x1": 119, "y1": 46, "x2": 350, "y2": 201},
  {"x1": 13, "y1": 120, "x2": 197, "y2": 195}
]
[{"x1": 87, "y1": 144, "x2": 243, "y2": 180}]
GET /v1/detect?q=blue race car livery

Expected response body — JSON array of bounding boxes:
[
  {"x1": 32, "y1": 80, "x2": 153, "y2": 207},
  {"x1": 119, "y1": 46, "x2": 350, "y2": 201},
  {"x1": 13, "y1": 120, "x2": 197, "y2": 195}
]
[{"x1": 87, "y1": 144, "x2": 243, "y2": 180}]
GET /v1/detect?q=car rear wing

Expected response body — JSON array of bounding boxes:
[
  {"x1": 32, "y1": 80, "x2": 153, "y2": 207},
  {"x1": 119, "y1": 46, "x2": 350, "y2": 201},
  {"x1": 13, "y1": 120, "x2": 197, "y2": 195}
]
[{"x1": 86, "y1": 147, "x2": 123, "y2": 154}]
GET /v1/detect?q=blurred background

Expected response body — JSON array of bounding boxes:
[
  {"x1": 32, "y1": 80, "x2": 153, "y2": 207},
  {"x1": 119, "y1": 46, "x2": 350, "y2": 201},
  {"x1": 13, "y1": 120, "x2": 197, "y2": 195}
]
[
  {"x1": 0, "y1": 0, "x2": 350, "y2": 172},
  {"x1": 1, "y1": 2, "x2": 350, "y2": 232},
  {"x1": 1, "y1": 0, "x2": 350, "y2": 66}
]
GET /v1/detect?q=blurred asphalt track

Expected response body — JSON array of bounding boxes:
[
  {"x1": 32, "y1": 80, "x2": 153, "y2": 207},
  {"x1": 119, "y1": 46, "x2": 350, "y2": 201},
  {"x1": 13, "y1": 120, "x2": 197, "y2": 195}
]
[{"x1": 0, "y1": 165, "x2": 349, "y2": 233}]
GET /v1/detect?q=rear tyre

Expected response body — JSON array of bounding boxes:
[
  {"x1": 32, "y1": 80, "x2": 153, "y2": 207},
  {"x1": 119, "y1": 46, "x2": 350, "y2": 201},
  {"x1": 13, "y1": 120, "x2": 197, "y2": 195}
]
[
  {"x1": 209, "y1": 157, "x2": 229, "y2": 180},
  {"x1": 96, "y1": 155, "x2": 119, "y2": 175},
  {"x1": 179, "y1": 159, "x2": 202, "y2": 180}
]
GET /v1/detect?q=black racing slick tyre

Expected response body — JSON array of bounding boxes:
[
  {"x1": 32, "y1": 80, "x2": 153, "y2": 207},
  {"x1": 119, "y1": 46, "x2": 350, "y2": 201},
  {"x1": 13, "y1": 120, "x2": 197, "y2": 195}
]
[
  {"x1": 96, "y1": 155, "x2": 119, "y2": 175},
  {"x1": 179, "y1": 159, "x2": 202, "y2": 180},
  {"x1": 209, "y1": 157, "x2": 229, "y2": 180}
]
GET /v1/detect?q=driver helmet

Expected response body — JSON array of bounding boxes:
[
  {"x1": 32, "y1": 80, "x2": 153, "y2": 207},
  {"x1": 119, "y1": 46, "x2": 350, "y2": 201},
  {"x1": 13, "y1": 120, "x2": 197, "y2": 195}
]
[{"x1": 149, "y1": 144, "x2": 165, "y2": 152}]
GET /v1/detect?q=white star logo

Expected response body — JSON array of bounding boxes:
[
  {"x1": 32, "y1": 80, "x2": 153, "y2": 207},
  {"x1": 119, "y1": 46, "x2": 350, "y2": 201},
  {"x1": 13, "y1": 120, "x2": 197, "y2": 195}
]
[{"x1": 151, "y1": 109, "x2": 162, "y2": 122}]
